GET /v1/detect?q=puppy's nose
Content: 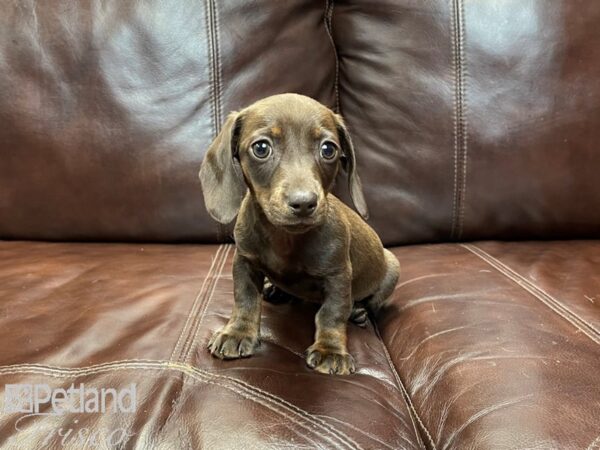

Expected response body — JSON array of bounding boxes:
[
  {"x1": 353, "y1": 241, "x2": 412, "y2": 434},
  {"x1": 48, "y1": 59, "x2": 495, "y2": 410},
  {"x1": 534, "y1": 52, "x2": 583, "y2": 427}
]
[{"x1": 287, "y1": 191, "x2": 318, "y2": 217}]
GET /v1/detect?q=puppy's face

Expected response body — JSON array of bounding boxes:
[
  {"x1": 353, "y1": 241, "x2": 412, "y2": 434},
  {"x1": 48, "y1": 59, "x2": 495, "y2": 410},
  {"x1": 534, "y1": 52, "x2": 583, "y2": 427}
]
[
  {"x1": 199, "y1": 93, "x2": 368, "y2": 228},
  {"x1": 237, "y1": 95, "x2": 340, "y2": 232}
]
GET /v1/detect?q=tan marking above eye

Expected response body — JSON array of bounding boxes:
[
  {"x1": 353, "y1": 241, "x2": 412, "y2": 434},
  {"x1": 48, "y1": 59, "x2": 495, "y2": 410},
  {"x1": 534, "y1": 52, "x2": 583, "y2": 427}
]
[
  {"x1": 312, "y1": 127, "x2": 323, "y2": 140},
  {"x1": 270, "y1": 127, "x2": 282, "y2": 137}
]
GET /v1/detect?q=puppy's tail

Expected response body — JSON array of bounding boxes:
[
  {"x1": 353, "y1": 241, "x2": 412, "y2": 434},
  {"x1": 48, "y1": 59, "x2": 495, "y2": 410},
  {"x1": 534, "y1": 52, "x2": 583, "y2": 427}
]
[{"x1": 367, "y1": 249, "x2": 400, "y2": 315}]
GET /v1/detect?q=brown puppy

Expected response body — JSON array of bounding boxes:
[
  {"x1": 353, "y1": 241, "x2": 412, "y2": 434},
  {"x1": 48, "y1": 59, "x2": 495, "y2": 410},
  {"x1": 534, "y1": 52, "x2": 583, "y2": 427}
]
[{"x1": 199, "y1": 93, "x2": 399, "y2": 375}]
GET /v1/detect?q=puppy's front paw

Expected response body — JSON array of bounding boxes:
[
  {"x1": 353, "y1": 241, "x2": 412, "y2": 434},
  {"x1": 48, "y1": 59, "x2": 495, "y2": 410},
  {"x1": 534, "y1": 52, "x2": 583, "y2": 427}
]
[
  {"x1": 305, "y1": 345, "x2": 356, "y2": 375},
  {"x1": 208, "y1": 327, "x2": 259, "y2": 360}
]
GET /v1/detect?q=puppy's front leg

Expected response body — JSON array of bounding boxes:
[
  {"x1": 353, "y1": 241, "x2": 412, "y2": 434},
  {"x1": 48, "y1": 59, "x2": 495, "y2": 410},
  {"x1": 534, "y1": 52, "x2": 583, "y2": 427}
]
[
  {"x1": 208, "y1": 251, "x2": 263, "y2": 359},
  {"x1": 306, "y1": 269, "x2": 355, "y2": 375}
]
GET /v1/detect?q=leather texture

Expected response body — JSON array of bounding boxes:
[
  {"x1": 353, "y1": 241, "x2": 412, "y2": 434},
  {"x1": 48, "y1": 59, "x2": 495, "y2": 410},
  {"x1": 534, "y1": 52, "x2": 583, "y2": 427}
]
[
  {"x1": 2, "y1": 0, "x2": 600, "y2": 245},
  {"x1": 0, "y1": 241, "x2": 598, "y2": 448},
  {"x1": 0, "y1": 241, "x2": 422, "y2": 449},
  {"x1": 333, "y1": 0, "x2": 600, "y2": 245},
  {"x1": 0, "y1": 0, "x2": 335, "y2": 242},
  {"x1": 0, "y1": 1, "x2": 599, "y2": 449},
  {"x1": 381, "y1": 242, "x2": 600, "y2": 449}
]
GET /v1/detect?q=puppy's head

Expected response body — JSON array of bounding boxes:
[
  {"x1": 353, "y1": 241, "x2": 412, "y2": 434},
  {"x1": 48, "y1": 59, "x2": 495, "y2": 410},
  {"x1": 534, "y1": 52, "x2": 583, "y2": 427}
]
[{"x1": 199, "y1": 93, "x2": 368, "y2": 232}]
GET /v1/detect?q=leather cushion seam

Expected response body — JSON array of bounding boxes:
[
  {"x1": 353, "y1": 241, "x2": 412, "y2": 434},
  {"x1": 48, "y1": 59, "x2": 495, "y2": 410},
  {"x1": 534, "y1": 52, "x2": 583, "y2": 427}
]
[
  {"x1": 450, "y1": 0, "x2": 468, "y2": 240},
  {"x1": 170, "y1": 245, "x2": 225, "y2": 362},
  {"x1": 324, "y1": 0, "x2": 340, "y2": 113},
  {"x1": 373, "y1": 320, "x2": 435, "y2": 450},
  {"x1": 182, "y1": 243, "x2": 232, "y2": 363},
  {"x1": 462, "y1": 244, "x2": 600, "y2": 345}
]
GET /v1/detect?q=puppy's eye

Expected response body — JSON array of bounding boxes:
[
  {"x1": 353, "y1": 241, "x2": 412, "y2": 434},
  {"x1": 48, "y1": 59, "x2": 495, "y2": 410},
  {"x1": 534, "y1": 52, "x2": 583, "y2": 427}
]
[
  {"x1": 251, "y1": 140, "x2": 272, "y2": 159},
  {"x1": 320, "y1": 142, "x2": 337, "y2": 160}
]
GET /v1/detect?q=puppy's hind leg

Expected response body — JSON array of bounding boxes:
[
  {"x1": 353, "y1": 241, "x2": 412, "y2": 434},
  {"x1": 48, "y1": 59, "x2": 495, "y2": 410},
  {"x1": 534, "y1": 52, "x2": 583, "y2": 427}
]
[
  {"x1": 349, "y1": 302, "x2": 369, "y2": 327},
  {"x1": 367, "y1": 249, "x2": 400, "y2": 315},
  {"x1": 263, "y1": 279, "x2": 296, "y2": 305}
]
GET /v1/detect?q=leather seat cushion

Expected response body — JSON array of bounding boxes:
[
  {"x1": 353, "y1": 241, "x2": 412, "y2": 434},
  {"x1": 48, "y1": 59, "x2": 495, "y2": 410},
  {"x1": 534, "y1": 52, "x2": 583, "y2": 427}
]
[
  {"x1": 0, "y1": 240, "x2": 598, "y2": 448},
  {"x1": 382, "y1": 241, "x2": 600, "y2": 449},
  {"x1": 0, "y1": 241, "x2": 421, "y2": 449}
]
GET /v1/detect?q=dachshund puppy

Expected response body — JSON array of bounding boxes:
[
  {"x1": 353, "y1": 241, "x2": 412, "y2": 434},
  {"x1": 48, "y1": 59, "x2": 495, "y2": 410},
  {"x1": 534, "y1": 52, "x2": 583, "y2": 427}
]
[{"x1": 199, "y1": 94, "x2": 399, "y2": 375}]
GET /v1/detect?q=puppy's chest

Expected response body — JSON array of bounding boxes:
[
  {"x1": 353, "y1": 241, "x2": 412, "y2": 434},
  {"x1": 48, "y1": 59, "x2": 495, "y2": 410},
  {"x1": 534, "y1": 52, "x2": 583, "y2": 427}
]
[
  {"x1": 239, "y1": 241, "x2": 327, "y2": 300},
  {"x1": 253, "y1": 245, "x2": 320, "y2": 276}
]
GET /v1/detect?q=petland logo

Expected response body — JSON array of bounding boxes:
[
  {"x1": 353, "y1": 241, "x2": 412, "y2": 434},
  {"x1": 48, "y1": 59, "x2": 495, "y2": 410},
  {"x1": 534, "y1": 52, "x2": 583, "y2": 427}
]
[
  {"x1": 3, "y1": 383, "x2": 136, "y2": 447},
  {"x1": 4, "y1": 383, "x2": 137, "y2": 414}
]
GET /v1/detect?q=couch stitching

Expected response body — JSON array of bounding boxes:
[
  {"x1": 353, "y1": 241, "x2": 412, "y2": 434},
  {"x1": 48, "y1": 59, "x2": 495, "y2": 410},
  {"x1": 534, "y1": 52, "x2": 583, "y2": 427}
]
[
  {"x1": 462, "y1": 244, "x2": 600, "y2": 345},
  {"x1": 0, "y1": 359, "x2": 160, "y2": 372},
  {"x1": 0, "y1": 361, "x2": 357, "y2": 450},
  {"x1": 373, "y1": 321, "x2": 435, "y2": 450},
  {"x1": 170, "y1": 245, "x2": 223, "y2": 362},
  {"x1": 324, "y1": 0, "x2": 340, "y2": 113},
  {"x1": 456, "y1": 0, "x2": 468, "y2": 240},
  {"x1": 183, "y1": 243, "x2": 232, "y2": 363},
  {"x1": 211, "y1": 370, "x2": 362, "y2": 450},
  {"x1": 212, "y1": 0, "x2": 223, "y2": 130},
  {"x1": 450, "y1": 0, "x2": 459, "y2": 240},
  {"x1": 450, "y1": 0, "x2": 468, "y2": 240},
  {"x1": 204, "y1": 0, "x2": 217, "y2": 138},
  {"x1": 179, "y1": 244, "x2": 230, "y2": 363},
  {"x1": 464, "y1": 243, "x2": 600, "y2": 340},
  {"x1": 176, "y1": 245, "x2": 227, "y2": 362},
  {"x1": 1, "y1": 365, "x2": 330, "y2": 447},
  {"x1": 204, "y1": 0, "x2": 228, "y2": 241}
]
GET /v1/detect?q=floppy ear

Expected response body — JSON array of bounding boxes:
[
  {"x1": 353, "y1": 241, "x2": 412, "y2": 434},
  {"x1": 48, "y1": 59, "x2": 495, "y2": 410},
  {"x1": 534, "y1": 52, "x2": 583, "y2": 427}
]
[
  {"x1": 199, "y1": 112, "x2": 246, "y2": 224},
  {"x1": 334, "y1": 114, "x2": 369, "y2": 220}
]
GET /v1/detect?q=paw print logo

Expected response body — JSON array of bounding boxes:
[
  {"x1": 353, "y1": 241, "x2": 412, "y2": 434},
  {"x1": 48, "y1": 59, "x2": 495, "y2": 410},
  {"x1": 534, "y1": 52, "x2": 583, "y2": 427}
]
[{"x1": 4, "y1": 384, "x2": 33, "y2": 413}]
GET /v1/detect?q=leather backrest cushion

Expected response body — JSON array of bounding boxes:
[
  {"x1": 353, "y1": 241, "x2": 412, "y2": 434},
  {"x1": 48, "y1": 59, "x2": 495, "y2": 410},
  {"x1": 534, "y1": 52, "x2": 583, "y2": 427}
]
[
  {"x1": 333, "y1": 0, "x2": 600, "y2": 244},
  {"x1": 2, "y1": 1, "x2": 599, "y2": 244},
  {"x1": 0, "y1": 0, "x2": 335, "y2": 242}
]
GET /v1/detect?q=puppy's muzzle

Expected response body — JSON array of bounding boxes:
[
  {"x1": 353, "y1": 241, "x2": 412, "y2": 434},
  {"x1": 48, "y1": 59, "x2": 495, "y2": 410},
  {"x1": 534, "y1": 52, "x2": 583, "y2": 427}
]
[{"x1": 287, "y1": 190, "x2": 318, "y2": 218}]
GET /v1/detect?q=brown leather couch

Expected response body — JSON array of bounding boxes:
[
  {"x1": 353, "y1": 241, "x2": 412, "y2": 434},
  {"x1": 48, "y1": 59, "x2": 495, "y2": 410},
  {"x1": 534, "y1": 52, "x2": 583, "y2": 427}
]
[{"x1": 1, "y1": 1, "x2": 598, "y2": 449}]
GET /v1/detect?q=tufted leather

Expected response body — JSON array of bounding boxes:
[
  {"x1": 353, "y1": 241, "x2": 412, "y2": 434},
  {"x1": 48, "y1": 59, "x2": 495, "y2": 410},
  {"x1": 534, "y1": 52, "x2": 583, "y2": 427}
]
[{"x1": 0, "y1": 0, "x2": 599, "y2": 449}]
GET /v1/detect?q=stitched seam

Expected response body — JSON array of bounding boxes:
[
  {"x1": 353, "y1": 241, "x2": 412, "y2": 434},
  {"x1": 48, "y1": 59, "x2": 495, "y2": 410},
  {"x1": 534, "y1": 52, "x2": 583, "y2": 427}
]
[
  {"x1": 0, "y1": 364, "x2": 325, "y2": 446},
  {"x1": 457, "y1": 0, "x2": 468, "y2": 240},
  {"x1": 324, "y1": 0, "x2": 340, "y2": 113},
  {"x1": 450, "y1": 0, "x2": 459, "y2": 239},
  {"x1": 207, "y1": 0, "x2": 230, "y2": 242},
  {"x1": 180, "y1": 245, "x2": 228, "y2": 360},
  {"x1": 205, "y1": 0, "x2": 220, "y2": 240},
  {"x1": 450, "y1": 0, "x2": 468, "y2": 240},
  {"x1": 183, "y1": 243, "x2": 232, "y2": 363},
  {"x1": 169, "y1": 245, "x2": 224, "y2": 362},
  {"x1": 373, "y1": 321, "x2": 435, "y2": 450},
  {"x1": 462, "y1": 244, "x2": 600, "y2": 345},
  {"x1": 0, "y1": 361, "x2": 357, "y2": 450},
  {"x1": 463, "y1": 244, "x2": 600, "y2": 340},
  {"x1": 178, "y1": 244, "x2": 229, "y2": 363},
  {"x1": 175, "y1": 246, "x2": 227, "y2": 362},
  {"x1": 210, "y1": 370, "x2": 361, "y2": 450},
  {"x1": 212, "y1": 0, "x2": 223, "y2": 131},
  {"x1": 0, "y1": 359, "x2": 162, "y2": 372},
  {"x1": 204, "y1": 0, "x2": 217, "y2": 138}
]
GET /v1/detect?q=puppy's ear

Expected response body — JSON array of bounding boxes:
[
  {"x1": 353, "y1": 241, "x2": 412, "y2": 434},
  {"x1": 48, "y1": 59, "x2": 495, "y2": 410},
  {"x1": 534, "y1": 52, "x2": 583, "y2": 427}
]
[
  {"x1": 334, "y1": 114, "x2": 369, "y2": 220},
  {"x1": 199, "y1": 112, "x2": 246, "y2": 224}
]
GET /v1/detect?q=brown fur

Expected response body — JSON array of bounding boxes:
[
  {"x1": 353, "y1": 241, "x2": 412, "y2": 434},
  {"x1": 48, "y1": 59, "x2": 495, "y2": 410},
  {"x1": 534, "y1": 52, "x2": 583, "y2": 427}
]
[{"x1": 200, "y1": 94, "x2": 399, "y2": 375}]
